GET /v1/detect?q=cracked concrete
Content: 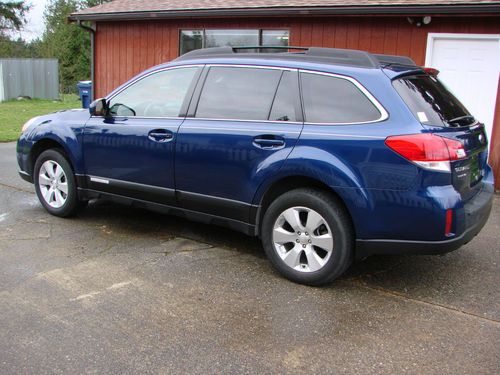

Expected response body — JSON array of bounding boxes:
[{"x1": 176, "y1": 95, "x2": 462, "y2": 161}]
[{"x1": 0, "y1": 141, "x2": 499, "y2": 374}]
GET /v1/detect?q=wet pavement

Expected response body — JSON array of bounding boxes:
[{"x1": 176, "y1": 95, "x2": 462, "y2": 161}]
[{"x1": 0, "y1": 142, "x2": 499, "y2": 374}]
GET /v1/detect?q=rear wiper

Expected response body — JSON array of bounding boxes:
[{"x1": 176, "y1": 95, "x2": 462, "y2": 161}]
[{"x1": 447, "y1": 115, "x2": 475, "y2": 125}]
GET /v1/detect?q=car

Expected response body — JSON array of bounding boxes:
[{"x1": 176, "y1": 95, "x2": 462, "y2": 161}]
[{"x1": 16, "y1": 46, "x2": 494, "y2": 285}]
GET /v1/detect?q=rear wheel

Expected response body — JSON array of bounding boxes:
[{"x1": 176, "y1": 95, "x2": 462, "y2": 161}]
[
  {"x1": 34, "y1": 149, "x2": 85, "y2": 217},
  {"x1": 261, "y1": 188, "x2": 353, "y2": 285}
]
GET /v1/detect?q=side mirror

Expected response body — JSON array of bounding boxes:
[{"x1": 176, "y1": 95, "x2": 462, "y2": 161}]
[{"x1": 89, "y1": 98, "x2": 108, "y2": 117}]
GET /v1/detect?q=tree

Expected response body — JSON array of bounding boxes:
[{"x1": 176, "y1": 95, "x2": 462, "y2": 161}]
[
  {"x1": 0, "y1": 1, "x2": 37, "y2": 59},
  {"x1": 0, "y1": 34, "x2": 39, "y2": 57},
  {"x1": 0, "y1": 1, "x2": 29, "y2": 33},
  {"x1": 38, "y1": 0, "x2": 109, "y2": 93},
  {"x1": 38, "y1": 0, "x2": 89, "y2": 93}
]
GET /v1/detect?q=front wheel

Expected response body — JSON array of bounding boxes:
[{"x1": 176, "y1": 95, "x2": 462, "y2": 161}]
[
  {"x1": 261, "y1": 188, "x2": 353, "y2": 286},
  {"x1": 34, "y1": 149, "x2": 84, "y2": 217}
]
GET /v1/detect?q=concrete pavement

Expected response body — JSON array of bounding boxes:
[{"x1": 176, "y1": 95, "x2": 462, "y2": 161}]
[{"x1": 0, "y1": 141, "x2": 499, "y2": 374}]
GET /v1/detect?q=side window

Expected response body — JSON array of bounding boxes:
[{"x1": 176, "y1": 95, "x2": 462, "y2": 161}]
[
  {"x1": 108, "y1": 67, "x2": 200, "y2": 118},
  {"x1": 269, "y1": 71, "x2": 297, "y2": 122},
  {"x1": 300, "y1": 72, "x2": 382, "y2": 123},
  {"x1": 195, "y1": 67, "x2": 282, "y2": 121}
]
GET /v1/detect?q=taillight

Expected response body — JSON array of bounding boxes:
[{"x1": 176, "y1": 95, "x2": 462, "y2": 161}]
[
  {"x1": 385, "y1": 133, "x2": 466, "y2": 172},
  {"x1": 423, "y1": 67, "x2": 440, "y2": 76}
]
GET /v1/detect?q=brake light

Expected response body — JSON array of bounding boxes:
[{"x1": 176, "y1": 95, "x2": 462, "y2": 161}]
[
  {"x1": 424, "y1": 67, "x2": 440, "y2": 76},
  {"x1": 385, "y1": 133, "x2": 466, "y2": 172}
]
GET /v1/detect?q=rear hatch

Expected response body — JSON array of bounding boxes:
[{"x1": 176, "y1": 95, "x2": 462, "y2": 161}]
[{"x1": 392, "y1": 72, "x2": 489, "y2": 201}]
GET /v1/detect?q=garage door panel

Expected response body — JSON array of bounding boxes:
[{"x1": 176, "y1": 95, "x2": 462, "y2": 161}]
[{"x1": 427, "y1": 34, "x2": 500, "y2": 139}]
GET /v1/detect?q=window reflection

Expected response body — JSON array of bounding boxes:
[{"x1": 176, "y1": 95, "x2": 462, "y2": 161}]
[
  {"x1": 108, "y1": 67, "x2": 199, "y2": 118},
  {"x1": 179, "y1": 29, "x2": 290, "y2": 55}
]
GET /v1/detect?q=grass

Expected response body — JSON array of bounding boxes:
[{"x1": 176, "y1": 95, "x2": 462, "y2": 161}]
[{"x1": 0, "y1": 94, "x2": 82, "y2": 142}]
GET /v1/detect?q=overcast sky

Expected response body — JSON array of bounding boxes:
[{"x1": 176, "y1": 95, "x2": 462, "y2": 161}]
[{"x1": 7, "y1": 0, "x2": 48, "y2": 41}]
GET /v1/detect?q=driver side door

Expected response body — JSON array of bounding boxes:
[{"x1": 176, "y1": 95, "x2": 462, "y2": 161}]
[{"x1": 83, "y1": 65, "x2": 202, "y2": 205}]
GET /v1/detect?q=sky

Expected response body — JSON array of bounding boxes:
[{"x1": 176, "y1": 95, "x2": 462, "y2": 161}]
[{"x1": 6, "y1": 0, "x2": 48, "y2": 41}]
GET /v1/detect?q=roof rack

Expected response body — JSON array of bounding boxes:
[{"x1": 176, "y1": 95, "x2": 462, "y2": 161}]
[
  {"x1": 175, "y1": 46, "x2": 417, "y2": 69},
  {"x1": 372, "y1": 54, "x2": 416, "y2": 66}
]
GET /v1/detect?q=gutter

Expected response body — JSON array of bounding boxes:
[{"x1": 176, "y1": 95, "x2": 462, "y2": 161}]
[
  {"x1": 76, "y1": 20, "x2": 96, "y2": 101},
  {"x1": 68, "y1": 4, "x2": 500, "y2": 22}
]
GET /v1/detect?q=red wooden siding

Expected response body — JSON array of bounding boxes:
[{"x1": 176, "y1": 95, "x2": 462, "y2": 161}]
[{"x1": 94, "y1": 16, "x2": 500, "y2": 98}]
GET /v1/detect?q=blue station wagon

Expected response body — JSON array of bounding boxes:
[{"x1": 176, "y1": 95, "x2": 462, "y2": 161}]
[{"x1": 17, "y1": 47, "x2": 494, "y2": 285}]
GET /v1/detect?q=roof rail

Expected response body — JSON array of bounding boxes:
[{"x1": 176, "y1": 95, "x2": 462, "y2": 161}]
[
  {"x1": 305, "y1": 47, "x2": 378, "y2": 68},
  {"x1": 373, "y1": 54, "x2": 416, "y2": 66},
  {"x1": 176, "y1": 45, "x2": 309, "y2": 60},
  {"x1": 175, "y1": 46, "x2": 417, "y2": 69}
]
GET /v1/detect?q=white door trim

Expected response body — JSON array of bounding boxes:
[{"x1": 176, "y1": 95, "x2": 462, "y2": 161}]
[{"x1": 425, "y1": 33, "x2": 500, "y2": 66}]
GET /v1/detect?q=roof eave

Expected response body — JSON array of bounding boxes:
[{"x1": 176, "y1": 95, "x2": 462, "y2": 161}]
[{"x1": 68, "y1": 4, "x2": 500, "y2": 22}]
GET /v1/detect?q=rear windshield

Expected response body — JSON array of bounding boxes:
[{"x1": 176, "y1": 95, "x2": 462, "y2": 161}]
[{"x1": 393, "y1": 74, "x2": 474, "y2": 127}]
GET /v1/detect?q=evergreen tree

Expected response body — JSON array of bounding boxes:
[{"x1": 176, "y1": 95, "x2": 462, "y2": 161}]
[
  {"x1": 39, "y1": 0, "x2": 89, "y2": 93},
  {"x1": 0, "y1": 1, "x2": 28, "y2": 33},
  {"x1": 38, "y1": 0, "x2": 108, "y2": 93}
]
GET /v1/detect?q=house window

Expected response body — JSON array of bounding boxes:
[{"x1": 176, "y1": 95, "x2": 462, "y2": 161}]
[
  {"x1": 179, "y1": 29, "x2": 290, "y2": 55},
  {"x1": 205, "y1": 30, "x2": 259, "y2": 49}
]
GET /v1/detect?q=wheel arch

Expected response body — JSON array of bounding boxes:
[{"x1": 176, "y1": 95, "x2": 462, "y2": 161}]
[
  {"x1": 29, "y1": 137, "x2": 76, "y2": 177},
  {"x1": 254, "y1": 175, "x2": 357, "y2": 238}
]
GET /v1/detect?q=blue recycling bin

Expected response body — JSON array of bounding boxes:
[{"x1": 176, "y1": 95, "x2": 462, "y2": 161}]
[{"x1": 76, "y1": 80, "x2": 92, "y2": 109}]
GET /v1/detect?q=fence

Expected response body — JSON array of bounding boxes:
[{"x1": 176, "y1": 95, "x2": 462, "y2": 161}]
[{"x1": 0, "y1": 58, "x2": 59, "y2": 101}]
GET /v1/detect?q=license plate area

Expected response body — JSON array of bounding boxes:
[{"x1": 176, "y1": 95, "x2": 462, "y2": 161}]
[{"x1": 469, "y1": 154, "x2": 481, "y2": 187}]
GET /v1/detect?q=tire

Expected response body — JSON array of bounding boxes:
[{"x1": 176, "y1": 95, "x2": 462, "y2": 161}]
[
  {"x1": 33, "y1": 149, "x2": 85, "y2": 217},
  {"x1": 261, "y1": 188, "x2": 353, "y2": 286}
]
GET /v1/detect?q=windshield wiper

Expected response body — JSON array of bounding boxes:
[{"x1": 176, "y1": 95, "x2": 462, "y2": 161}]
[{"x1": 447, "y1": 115, "x2": 475, "y2": 125}]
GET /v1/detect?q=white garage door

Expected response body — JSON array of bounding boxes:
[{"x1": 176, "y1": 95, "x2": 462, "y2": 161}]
[{"x1": 425, "y1": 33, "x2": 500, "y2": 140}]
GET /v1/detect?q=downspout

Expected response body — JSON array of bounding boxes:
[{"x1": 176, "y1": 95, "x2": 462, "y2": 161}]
[{"x1": 77, "y1": 20, "x2": 96, "y2": 101}]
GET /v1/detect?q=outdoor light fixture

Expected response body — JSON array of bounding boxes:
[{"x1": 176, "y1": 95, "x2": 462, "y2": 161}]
[{"x1": 407, "y1": 16, "x2": 432, "y2": 27}]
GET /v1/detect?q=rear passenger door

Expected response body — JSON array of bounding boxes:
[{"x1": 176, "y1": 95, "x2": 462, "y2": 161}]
[{"x1": 175, "y1": 65, "x2": 303, "y2": 224}]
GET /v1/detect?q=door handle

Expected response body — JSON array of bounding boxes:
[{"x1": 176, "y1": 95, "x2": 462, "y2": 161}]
[
  {"x1": 148, "y1": 129, "x2": 173, "y2": 142},
  {"x1": 253, "y1": 135, "x2": 285, "y2": 149}
]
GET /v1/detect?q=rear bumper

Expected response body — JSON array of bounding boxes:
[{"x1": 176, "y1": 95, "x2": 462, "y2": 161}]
[{"x1": 355, "y1": 182, "x2": 494, "y2": 259}]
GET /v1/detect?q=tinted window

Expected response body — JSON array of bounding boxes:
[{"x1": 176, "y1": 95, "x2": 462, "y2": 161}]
[
  {"x1": 109, "y1": 67, "x2": 199, "y2": 117},
  {"x1": 269, "y1": 71, "x2": 297, "y2": 122},
  {"x1": 393, "y1": 74, "x2": 473, "y2": 127},
  {"x1": 196, "y1": 67, "x2": 282, "y2": 121},
  {"x1": 301, "y1": 72, "x2": 381, "y2": 123}
]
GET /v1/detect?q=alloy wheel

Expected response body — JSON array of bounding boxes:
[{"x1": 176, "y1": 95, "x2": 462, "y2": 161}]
[
  {"x1": 38, "y1": 160, "x2": 68, "y2": 209},
  {"x1": 272, "y1": 206, "x2": 334, "y2": 272}
]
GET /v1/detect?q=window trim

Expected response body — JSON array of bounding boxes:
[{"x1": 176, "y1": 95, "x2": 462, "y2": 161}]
[
  {"x1": 188, "y1": 64, "x2": 303, "y2": 124},
  {"x1": 178, "y1": 29, "x2": 290, "y2": 56},
  {"x1": 102, "y1": 64, "x2": 205, "y2": 120},
  {"x1": 299, "y1": 69, "x2": 389, "y2": 125}
]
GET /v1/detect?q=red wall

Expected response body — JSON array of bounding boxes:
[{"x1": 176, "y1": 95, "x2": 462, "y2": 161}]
[
  {"x1": 94, "y1": 15, "x2": 500, "y2": 97},
  {"x1": 93, "y1": 15, "x2": 500, "y2": 188}
]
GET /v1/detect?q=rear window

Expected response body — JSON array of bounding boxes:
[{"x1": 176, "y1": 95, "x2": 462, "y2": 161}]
[
  {"x1": 300, "y1": 72, "x2": 382, "y2": 124},
  {"x1": 393, "y1": 74, "x2": 474, "y2": 127}
]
